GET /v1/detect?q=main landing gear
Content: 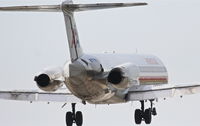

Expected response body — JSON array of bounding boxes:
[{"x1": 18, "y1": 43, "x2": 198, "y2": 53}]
[
  {"x1": 66, "y1": 103, "x2": 83, "y2": 126},
  {"x1": 134, "y1": 100, "x2": 157, "y2": 124}
]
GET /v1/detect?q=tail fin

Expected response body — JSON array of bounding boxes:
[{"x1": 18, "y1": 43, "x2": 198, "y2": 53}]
[
  {"x1": 62, "y1": 1, "x2": 83, "y2": 62},
  {"x1": 0, "y1": 1, "x2": 147, "y2": 62}
]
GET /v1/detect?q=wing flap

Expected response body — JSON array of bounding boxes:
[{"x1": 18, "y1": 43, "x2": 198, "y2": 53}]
[
  {"x1": 0, "y1": 91, "x2": 81, "y2": 103},
  {"x1": 127, "y1": 84, "x2": 200, "y2": 101}
]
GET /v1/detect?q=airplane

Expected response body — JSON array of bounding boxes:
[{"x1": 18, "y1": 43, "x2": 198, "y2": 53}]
[{"x1": 0, "y1": 0, "x2": 200, "y2": 126}]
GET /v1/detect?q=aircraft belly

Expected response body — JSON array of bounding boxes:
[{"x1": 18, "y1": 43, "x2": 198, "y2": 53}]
[
  {"x1": 64, "y1": 59, "x2": 126, "y2": 104},
  {"x1": 65, "y1": 78, "x2": 125, "y2": 104},
  {"x1": 65, "y1": 78, "x2": 103, "y2": 99}
]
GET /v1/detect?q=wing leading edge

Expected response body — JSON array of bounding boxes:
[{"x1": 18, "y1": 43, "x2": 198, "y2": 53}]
[
  {"x1": 127, "y1": 84, "x2": 200, "y2": 101},
  {"x1": 0, "y1": 90, "x2": 81, "y2": 103}
]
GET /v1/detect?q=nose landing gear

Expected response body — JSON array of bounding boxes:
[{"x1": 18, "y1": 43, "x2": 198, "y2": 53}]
[
  {"x1": 134, "y1": 100, "x2": 157, "y2": 124},
  {"x1": 66, "y1": 103, "x2": 83, "y2": 126}
]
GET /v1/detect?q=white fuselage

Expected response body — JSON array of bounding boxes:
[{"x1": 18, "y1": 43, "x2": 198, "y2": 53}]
[{"x1": 63, "y1": 53, "x2": 168, "y2": 104}]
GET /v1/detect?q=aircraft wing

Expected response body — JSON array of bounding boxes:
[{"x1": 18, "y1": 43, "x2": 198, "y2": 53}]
[
  {"x1": 127, "y1": 84, "x2": 200, "y2": 101},
  {"x1": 0, "y1": 90, "x2": 81, "y2": 103}
]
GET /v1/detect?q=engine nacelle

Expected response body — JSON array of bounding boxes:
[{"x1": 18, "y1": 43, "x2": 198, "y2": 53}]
[
  {"x1": 107, "y1": 63, "x2": 139, "y2": 90},
  {"x1": 34, "y1": 67, "x2": 64, "y2": 92}
]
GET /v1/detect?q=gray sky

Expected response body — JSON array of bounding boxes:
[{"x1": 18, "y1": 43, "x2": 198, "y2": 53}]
[{"x1": 0, "y1": 0, "x2": 200, "y2": 126}]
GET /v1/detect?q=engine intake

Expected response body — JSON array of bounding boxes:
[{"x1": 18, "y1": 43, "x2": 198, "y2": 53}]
[
  {"x1": 107, "y1": 63, "x2": 140, "y2": 90},
  {"x1": 34, "y1": 67, "x2": 64, "y2": 92},
  {"x1": 34, "y1": 74, "x2": 50, "y2": 88},
  {"x1": 107, "y1": 67, "x2": 129, "y2": 89},
  {"x1": 107, "y1": 68, "x2": 124, "y2": 84}
]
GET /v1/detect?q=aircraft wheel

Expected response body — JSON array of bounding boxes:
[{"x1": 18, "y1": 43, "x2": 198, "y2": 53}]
[
  {"x1": 144, "y1": 108, "x2": 152, "y2": 124},
  {"x1": 135, "y1": 109, "x2": 142, "y2": 124},
  {"x1": 66, "y1": 112, "x2": 73, "y2": 126},
  {"x1": 75, "y1": 111, "x2": 83, "y2": 126},
  {"x1": 152, "y1": 107, "x2": 157, "y2": 116}
]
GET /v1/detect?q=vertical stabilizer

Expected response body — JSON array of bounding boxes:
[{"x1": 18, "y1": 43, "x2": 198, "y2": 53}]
[{"x1": 62, "y1": 1, "x2": 84, "y2": 62}]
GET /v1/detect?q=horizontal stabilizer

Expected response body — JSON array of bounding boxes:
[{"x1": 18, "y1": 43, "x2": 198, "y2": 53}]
[
  {"x1": 63, "y1": 3, "x2": 147, "y2": 12},
  {"x1": 0, "y1": 5, "x2": 61, "y2": 12},
  {"x1": 0, "y1": 2, "x2": 147, "y2": 12}
]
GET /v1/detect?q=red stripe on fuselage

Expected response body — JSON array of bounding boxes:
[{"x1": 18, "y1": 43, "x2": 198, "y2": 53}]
[{"x1": 139, "y1": 77, "x2": 168, "y2": 81}]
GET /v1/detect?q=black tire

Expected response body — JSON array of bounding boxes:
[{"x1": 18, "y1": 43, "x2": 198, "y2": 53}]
[
  {"x1": 152, "y1": 108, "x2": 157, "y2": 116},
  {"x1": 135, "y1": 109, "x2": 142, "y2": 124},
  {"x1": 144, "y1": 109, "x2": 152, "y2": 124},
  {"x1": 66, "y1": 112, "x2": 73, "y2": 126},
  {"x1": 75, "y1": 111, "x2": 83, "y2": 126}
]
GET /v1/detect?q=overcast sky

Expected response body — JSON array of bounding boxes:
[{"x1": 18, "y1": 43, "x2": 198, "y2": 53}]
[{"x1": 0, "y1": 0, "x2": 200, "y2": 126}]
